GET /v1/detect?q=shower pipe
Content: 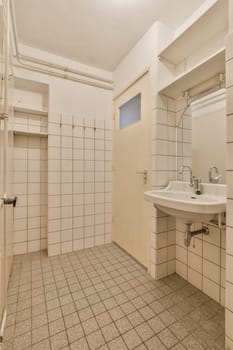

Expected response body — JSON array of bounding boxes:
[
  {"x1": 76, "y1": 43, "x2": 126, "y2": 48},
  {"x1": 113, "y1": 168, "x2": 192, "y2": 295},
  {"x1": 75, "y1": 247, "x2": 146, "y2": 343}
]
[
  {"x1": 175, "y1": 79, "x2": 226, "y2": 180},
  {"x1": 175, "y1": 95, "x2": 192, "y2": 180},
  {"x1": 9, "y1": 0, "x2": 114, "y2": 91}
]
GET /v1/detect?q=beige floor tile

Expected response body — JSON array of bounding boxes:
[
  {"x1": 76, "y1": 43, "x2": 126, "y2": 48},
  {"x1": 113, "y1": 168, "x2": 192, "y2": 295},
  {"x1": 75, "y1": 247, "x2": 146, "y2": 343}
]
[
  {"x1": 127, "y1": 310, "x2": 144, "y2": 327},
  {"x1": 181, "y1": 335, "x2": 205, "y2": 349},
  {"x1": 108, "y1": 336, "x2": 128, "y2": 350},
  {"x1": 138, "y1": 305, "x2": 155, "y2": 321},
  {"x1": 145, "y1": 335, "x2": 166, "y2": 350},
  {"x1": 169, "y1": 343, "x2": 186, "y2": 350},
  {"x1": 50, "y1": 331, "x2": 68, "y2": 350},
  {"x1": 115, "y1": 316, "x2": 133, "y2": 334},
  {"x1": 64, "y1": 311, "x2": 80, "y2": 329},
  {"x1": 48, "y1": 307, "x2": 63, "y2": 323},
  {"x1": 2, "y1": 244, "x2": 225, "y2": 350},
  {"x1": 96, "y1": 311, "x2": 112, "y2": 327},
  {"x1": 91, "y1": 301, "x2": 106, "y2": 315},
  {"x1": 109, "y1": 306, "x2": 124, "y2": 321},
  {"x1": 122, "y1": 329, "x2": 142, "y2": 349},
  {"x1": 82, "y1": 317, "x2": 99, "y2": 335},
  {"x1": 158, "y1": 328, "x2": 179, "y2": 349},
  {"x1": 101, "y1": 322, "x2": 120, "y2": 342},
  {"x1": 70, "y1": 337, "x2": 89, "y2": 350},
  {"x1": 160, "y1": 310, "x2": 177, "y2": 326},
  {"x1": 13, "y1": 331, "x2": 31, "y2": 350},
  {"x1": 67, "y1": 324, "x2": 84, "y2": 343},
  {"x1": 79, "y1": 306, "x2": 94, "y2": 322},
  {"x1": 15, "y1": 318, "x2": 31, "y2": 337},
  {"x1": 49, "y1": 318, "x2": 65, "y2": 336},
  {"x1": 134, "y1": 344, "x2": 148, "y2": 350},
  {"x1": 87, "y1": 329, "x2": 105, "y2": 350},
  {"x1": 32, "y1": 324, "x2": 49, "y2": 345},
  {"x1": 16, "y1": 307, "x2": 31, "y2": 323},
  {"x1": 169, "y1": 321, "x2": 189, "y2": 341},
  {"x1": 32, "y1": 338, "x2": 51, "y2": 350},
  {"x1": 135, "y1": 322, "x2": 154, "y2": 342},
  {"x1": 121, "y1": 301, "x2": 136, "y2": 315},
  {"x1": 32, "y1": 313, "x2": 48, "y2": 329}
]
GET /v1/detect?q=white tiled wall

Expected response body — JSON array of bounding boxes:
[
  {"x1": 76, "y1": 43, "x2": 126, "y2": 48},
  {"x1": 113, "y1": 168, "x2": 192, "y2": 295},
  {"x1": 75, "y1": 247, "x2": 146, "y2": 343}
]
[
  {"x1": 150, "y1": 95, "x2": 177, "y2": 279},
  {"x1": 14, "y1": 135, "x2": 48, "y2": 254},
  {"x1": 48, "y1": 113, "x2": 112, "y2": 256},
  {"x1": 176, "y1": 220, "x2": 226, "y2": 306},
  {"x1": 173, "y1": 98, "x2": 226, "y2": 305},
  {"x1": 151, "y1": 93, "x2": 227, "y2": 309},
  {"x1": 226, "y1": 31, "x2": 233, "y2": 349}
]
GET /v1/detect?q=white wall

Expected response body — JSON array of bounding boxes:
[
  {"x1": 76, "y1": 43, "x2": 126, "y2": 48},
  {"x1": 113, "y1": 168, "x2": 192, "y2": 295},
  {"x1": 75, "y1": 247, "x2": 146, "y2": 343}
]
[
  {"x1": 15, "y1": 45, "x2": 113, "y2": 120},
  {"x1": 113, "y1": 21, "x2": 173, "y2": 96}
]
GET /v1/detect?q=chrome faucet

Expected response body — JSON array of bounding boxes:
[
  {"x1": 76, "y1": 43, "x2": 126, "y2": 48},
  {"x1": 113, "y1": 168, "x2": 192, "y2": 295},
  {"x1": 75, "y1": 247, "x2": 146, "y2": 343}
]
[
  {"x1": 179, "y1": 165, "x2": 202, "y2": 194},
  {"x1": 209, "y1": 166, "x2": 222, "y2": 184},
  {"x1": 179, "y1": 165, "x2": 193, "y2": 187}
]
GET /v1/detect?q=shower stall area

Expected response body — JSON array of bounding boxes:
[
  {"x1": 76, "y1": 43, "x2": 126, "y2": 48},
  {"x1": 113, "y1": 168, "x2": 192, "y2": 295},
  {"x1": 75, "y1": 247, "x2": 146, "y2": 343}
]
[
  {"x1": 0, "y1": 0, "x2": 113, "y2": 337},
  {"x1": 13, "y1": 77, "x2": 49, "y2": 254}
]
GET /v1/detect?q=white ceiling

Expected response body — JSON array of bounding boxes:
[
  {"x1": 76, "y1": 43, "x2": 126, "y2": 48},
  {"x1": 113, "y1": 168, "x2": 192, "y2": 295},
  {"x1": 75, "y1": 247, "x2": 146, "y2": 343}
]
[{"x1": 13, "y1": 0, "x2": 206, "y2": 71}]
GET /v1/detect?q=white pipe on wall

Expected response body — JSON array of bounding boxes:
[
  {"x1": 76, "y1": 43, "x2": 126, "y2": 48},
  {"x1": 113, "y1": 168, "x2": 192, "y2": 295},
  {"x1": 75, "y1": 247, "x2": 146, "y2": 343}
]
[
  {"x1": 13, "y1": 62, "x2": 113, "y2": 91},
  {"x1": 0, "y1": 0, "x2": 10, "y2": 343},
  {"x1": 19, "y1": 55, "x2": 113, "y2": 85},
  {"x1": 9, "y1": 0, "x2": 114, "y2": 91}
]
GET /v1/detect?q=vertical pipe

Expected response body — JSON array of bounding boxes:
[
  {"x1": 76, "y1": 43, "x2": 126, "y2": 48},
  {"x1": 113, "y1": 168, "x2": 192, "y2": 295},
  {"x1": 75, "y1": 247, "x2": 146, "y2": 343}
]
[
  {"x1": 0, "y1": 0, "x2": 9, "y2": 341},
  {"x1": 176, "y1": 102, "x2": 191, "y2": 180},
  {"x1": 3, "y1": 0, "x2": 8, "y2": 118}
]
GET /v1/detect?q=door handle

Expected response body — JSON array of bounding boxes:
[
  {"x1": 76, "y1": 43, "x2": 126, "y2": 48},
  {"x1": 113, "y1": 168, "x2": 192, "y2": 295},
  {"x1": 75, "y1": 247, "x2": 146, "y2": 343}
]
[
  {"x1": 2, "y1": 196, "x2": 17, "y2": 207},
  {"x1": 136, "y1": 170, "x2": 147, "y2": 184}
]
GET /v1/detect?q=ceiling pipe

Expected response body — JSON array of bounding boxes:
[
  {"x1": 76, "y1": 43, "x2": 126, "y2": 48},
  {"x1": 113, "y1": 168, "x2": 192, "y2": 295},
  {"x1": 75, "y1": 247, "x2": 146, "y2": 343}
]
[
  {"x1": 13, "y1": 63, "x2": 114, "y2": 91},
  {"x1": 9, "y1": 0, "x2": 113, "y2": 91},
  {"x1": 18, "y1": 54, "x2": 114, "y2": 84}
]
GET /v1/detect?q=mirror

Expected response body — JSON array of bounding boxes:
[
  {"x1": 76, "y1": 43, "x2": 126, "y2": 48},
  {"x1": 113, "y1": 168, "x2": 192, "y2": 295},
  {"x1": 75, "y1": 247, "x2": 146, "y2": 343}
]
[{"x1": 177, "y1": 89, "x2": 226, "y2": 184}]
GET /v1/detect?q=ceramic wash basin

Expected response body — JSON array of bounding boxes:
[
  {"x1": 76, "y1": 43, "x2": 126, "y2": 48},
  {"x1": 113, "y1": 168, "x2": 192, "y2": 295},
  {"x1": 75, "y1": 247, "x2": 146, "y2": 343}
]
[{"x1": 144, "y1": 181, "x2": 226, "y2": 223}]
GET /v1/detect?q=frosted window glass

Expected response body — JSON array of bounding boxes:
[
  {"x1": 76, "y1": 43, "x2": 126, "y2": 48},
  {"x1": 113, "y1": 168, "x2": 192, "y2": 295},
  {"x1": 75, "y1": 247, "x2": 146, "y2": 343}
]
[{"x1": 119, "y1": 93, "x2": 141, "y2": 129}]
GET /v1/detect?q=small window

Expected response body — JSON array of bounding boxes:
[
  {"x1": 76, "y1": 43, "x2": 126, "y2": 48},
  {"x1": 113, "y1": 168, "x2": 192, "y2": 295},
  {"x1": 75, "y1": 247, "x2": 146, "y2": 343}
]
[{"x1": 119, "y1": 93, "x2": 141, "y2": 129}]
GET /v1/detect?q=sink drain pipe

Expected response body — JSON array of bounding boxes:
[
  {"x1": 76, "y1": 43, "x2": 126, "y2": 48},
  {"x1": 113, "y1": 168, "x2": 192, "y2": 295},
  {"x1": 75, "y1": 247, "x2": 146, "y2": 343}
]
[{"x1": 184, "y1": 224, "x2": 209, "y2": 247}]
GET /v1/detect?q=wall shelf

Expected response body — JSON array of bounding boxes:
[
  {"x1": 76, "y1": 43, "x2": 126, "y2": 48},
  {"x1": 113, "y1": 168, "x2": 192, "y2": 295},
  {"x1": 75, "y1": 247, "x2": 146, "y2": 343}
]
[
  {"x1": 158, "y1": 0, "x2": 228, "y2": 65},
  {"x1": 13, "y1": 130, "x2": 48, "y2": 138},
  {"x1": 14, "y1": 106, "x2": 48, "y2": 116},
  {"x1": 158, "y1": 49, "x2": 225, "y2": 99},
  {"x1": 14, "y1": 76, "x2": 49, "y2": 115},
  {"x1": 13, "y1": 78, "x2": 49, "y2": 139}
]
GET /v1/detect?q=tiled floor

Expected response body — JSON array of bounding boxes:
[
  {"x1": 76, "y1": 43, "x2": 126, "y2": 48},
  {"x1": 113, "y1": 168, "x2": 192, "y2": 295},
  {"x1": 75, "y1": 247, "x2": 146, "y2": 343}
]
[{"x1": 2, "y1": 244, "x2": 225, "y2": 350}]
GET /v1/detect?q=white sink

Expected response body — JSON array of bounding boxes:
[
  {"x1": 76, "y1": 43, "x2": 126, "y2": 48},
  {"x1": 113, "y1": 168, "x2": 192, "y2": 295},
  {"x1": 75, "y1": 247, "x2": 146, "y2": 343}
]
[{"x1": 144, "y1": 181, "x2": 226, "y2": 223}]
